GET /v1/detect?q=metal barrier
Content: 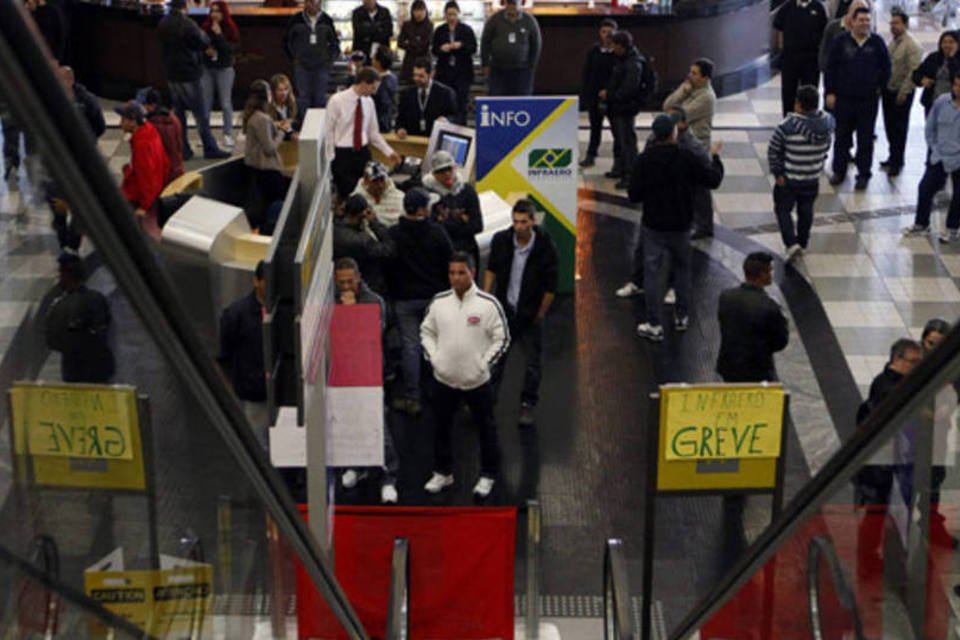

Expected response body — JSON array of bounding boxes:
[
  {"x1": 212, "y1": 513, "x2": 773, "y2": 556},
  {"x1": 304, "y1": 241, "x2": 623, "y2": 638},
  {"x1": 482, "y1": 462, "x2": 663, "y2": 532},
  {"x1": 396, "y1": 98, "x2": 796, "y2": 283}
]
[
  {"x1": 386, "y1": 538, "x2": 410, "y2": 640},
  {"x1": 604, "y1": 539, "x2": 633, "y2": 640},
  {"x1": 525, "y1": 500, "x2": 542, "y2": 639},
  {"x1": 807, "y1": 536, "x2": 864, "y2": 640}
]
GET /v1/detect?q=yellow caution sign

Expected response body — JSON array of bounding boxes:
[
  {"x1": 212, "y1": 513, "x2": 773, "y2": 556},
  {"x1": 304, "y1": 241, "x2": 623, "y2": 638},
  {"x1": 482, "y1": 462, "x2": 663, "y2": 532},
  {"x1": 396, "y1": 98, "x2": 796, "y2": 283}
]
[
  {"x1": 85, "y1": 566, "x2": 213, "y2": 638},
  {"x1": 10, "y1": 383, "x2": 146, "y2": 490},
  {"x1": 657, "y1": 384, "x2": 786, "y2": 492}
]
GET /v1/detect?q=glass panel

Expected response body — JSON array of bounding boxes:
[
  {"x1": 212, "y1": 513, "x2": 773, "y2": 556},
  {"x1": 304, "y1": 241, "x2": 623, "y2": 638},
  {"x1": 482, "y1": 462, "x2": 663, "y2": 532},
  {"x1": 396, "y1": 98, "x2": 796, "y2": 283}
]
[
  {"x1": 683, "y1": 371, "x2": 960, "y2": 640},
  {"x1": 0, "y1": 11, "x2": 358, "y2": 640}
]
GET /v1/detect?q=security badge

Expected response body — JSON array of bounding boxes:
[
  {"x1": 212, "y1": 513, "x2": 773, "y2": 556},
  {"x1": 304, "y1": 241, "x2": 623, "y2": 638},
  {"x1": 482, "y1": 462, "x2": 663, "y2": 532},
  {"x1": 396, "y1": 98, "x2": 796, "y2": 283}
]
[{"x1": 310, "y1": 33, "x2": 317, "y2": 44}]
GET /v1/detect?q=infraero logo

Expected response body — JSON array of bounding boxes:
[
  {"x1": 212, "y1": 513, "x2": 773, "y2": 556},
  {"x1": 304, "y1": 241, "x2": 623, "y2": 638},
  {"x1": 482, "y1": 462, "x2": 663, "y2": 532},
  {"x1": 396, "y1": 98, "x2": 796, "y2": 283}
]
[
  {"x1": 528, "y1": 148, "x2": 572, "y2": 168},
  {"x1": 527, "y1": 148, "x2": 574, "y2": 177},
  {"x1": 479, "y1": 104, "x2": 531, "y2": 127}
]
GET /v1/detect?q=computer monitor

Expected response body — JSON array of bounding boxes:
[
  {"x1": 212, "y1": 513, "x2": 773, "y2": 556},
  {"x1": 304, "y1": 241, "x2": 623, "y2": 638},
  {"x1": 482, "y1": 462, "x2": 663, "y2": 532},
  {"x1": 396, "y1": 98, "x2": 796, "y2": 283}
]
[{"x1": 423, "y1": 121, "x2": 477, "y2": 179}]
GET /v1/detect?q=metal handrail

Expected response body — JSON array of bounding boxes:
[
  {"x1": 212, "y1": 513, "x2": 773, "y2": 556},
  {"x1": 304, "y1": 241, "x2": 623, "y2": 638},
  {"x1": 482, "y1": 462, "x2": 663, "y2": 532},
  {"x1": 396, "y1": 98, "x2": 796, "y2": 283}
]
[
  {"x1": 0, "y1": 3, "x2": 367, "y2": 637},
  {"x1": 604, "y1": 539, "x2": 633, "y2": 640},
  {"x1": 525, "y1": 500, "x2": 542, "y2": 639},
  {"x1": 807, "y1": 536, "x2": 864, "y2": 640},
  {"x1": 386, "y1": 538, "x2": 410, "y2": 640}
]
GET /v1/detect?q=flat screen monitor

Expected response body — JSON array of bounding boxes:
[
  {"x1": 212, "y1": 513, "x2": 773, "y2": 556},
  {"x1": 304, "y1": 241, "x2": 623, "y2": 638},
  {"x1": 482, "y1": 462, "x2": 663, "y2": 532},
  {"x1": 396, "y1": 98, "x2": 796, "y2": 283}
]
[{"x1": 423, "y1": 121, "x2": 477, "y2": 179}]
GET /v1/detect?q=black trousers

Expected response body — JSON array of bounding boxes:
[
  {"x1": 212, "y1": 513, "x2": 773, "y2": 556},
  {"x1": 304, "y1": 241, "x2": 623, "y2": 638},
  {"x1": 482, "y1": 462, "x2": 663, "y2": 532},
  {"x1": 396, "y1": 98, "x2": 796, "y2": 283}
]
[
  {"x1": 251, "y1": 167, "x2": 288, "y2": 232},
  {"x1": 773, "y1": 181, "x2": 818, "y2": 249},
  {"x1": 779, "y1": 56, "x2": 820, "y2": 116},
  {"x1": 332, "y1": 146, "x2": 371, "y2": 198},
  {"x1": 609, "y1": 113, "x2": 637, "y2": 177},
  {"x1": 832, "y1": 95, "x2": 879, "y2": 180},
  {"x1": 431, "y1": 379, "x2": 500, "y2": 476},
  {"x1": 585, "y1": 101, "x2": 619, "y2": 160},
  {"x1": 881, "y1": 88, "x2": 913, "y2": 169},
  {"x1": 491, "y1": 311, "x2": 544, "y2": 407},
  {"x1": 691, "y1": 185, "x2": 714, "y2": 235}
]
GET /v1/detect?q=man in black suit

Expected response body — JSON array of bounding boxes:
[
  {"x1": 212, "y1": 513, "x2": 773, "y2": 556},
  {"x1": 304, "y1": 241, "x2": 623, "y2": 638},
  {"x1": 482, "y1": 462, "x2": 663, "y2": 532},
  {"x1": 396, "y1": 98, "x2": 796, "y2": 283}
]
[{"x1": 396, "y1": 57, "x2": 458, "y2": 138}]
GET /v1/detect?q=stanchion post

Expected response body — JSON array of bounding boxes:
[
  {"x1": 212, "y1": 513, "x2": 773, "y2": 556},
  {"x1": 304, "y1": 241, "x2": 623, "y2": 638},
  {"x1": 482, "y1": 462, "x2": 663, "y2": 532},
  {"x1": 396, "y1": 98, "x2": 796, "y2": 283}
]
[{"x1": 525, "y1": 499, "x2": 541, "y2": 639}]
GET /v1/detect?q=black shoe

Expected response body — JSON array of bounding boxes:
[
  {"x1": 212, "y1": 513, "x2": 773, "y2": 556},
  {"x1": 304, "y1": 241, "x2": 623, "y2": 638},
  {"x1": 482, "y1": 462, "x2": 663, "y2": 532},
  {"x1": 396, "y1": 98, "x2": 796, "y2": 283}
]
[
  {"x1": 518, "y1": 402, "x2": 535, "y2": 427},
  {"x1": 579, "y1": 155, "x2": 596, "y2": 168},
  {"x1": 829, "y1": 174, "x2": 845, "y2": 186},
  {"x1": 183, "y1": 147, "x2": 195, "y2": 162},
  {"x1": 604, "y1": 169, "x2": 622, "y2": 179},
  {"x1": 204, "y1": 148, "x2": 231, "y2": 160},
  {"x1": 614, "y1": 179, "x2": 630, "y2": 190},
  {"x1": 879, "y1": 159, "x2": 891, "y2": 169},
  {"x1": 854, "y1": 176, "x2": 869, "y2": 190},
  {"x1": 691, "y1": 230, "x2": 713, "y2": 240}
]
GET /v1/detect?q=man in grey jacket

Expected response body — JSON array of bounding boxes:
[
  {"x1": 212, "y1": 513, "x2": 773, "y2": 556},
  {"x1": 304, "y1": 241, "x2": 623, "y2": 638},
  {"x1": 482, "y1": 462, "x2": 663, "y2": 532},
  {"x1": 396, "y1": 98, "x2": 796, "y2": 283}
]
[
  {"x1": 480, "y1": 0, "x2": 541, "y2": 96},
  {"x1": 881, "y1": 7, "x2": 921, "y2": 176},
  {"x1": 284, "y1": 0, "x2": 340, "y2": 112}
]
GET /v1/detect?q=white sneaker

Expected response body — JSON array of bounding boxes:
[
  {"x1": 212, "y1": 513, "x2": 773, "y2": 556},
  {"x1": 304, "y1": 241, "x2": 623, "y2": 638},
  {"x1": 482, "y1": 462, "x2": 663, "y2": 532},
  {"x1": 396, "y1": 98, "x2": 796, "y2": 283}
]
[
  {"x1": 424, "y1": 472, "x2": 454, "y2": 494},
  {"x1": 939, "y1": 229, "x2": 960, "y2": 243},
  {"x1": 902, "y1": 224, "x2": 929, "y2": 236},
  {"x1": 663, "y1": 288, "x2": 676, "y2": 304},
  {"x1": 340, "y1": 469, "x2": 367, "y2": 489},
  {"x1": 473, "y1": 476, "x2": 495, "y2": 499},
  {"x1": 223, "y1": 134, "x2": 235, "y2": 147},
  {"x1": 381, "y1": 483, "x2": 398, "y2": 504},
  {"x1": 636, "y1": 322, "x2": 664, "y2": 342},
  {"x1": 785, "y1": 244, "x2": 802, "y2": 262},
  {"x1": 615, "y1": 281, "x2": 642, "y2": 297}
]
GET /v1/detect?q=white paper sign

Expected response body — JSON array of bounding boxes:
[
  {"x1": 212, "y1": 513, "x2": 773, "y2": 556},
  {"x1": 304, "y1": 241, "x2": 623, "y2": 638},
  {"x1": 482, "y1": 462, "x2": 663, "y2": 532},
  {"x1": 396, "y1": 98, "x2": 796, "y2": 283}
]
[{"x1": 326, "y1": 387, "x2": 384, "y2": 467}]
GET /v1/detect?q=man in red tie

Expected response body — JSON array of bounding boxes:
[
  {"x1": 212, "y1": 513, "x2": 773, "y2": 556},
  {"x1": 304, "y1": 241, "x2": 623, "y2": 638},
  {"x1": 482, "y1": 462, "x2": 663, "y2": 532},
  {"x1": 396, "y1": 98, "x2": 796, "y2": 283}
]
[{"x1": 325, "y1": 67, "x2": 401, "y2": 198}]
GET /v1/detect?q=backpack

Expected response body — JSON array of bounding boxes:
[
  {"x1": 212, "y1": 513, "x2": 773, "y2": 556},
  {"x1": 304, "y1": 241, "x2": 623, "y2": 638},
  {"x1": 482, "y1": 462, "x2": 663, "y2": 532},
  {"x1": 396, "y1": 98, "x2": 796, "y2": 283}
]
[{"x1": 637, "y1": 53, "x2": 658, "y2": 107}]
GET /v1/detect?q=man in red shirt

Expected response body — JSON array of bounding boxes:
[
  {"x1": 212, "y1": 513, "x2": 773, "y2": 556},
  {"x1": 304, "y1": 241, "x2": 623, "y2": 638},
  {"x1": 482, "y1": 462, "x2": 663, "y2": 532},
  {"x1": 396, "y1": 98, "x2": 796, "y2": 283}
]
[{"x1": 116, "y1": 101, "x2": 169, "y2": 218}]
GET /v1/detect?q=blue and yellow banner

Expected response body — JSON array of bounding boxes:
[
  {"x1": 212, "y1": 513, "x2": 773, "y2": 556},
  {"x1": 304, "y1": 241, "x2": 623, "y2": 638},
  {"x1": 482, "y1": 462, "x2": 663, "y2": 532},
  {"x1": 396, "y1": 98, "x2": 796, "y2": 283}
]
[{"x1": 476, "y1": 97, "x2": 579, "y2": 292}]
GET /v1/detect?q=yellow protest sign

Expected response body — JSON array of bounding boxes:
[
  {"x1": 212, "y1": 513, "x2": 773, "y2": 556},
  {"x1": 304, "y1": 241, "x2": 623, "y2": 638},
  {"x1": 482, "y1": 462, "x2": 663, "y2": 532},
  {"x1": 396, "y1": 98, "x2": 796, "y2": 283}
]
[
  {"x1": 656, "y1": 384, "x2": 786, "y2": 492},
  {"x1": 10, "y1": 383, "x2": 146, "y2": 490},
  {"x1": 662, "y1": 386, "x2": 784, "y2": 460}
]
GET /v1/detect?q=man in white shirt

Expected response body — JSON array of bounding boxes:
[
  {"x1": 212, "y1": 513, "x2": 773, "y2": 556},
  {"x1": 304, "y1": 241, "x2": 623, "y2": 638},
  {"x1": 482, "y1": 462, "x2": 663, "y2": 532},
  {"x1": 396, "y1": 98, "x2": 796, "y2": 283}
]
[
  {"x1": 325, "y1": 66, "x2": 400, "y2": 197},
  {"x1": 420, "y1": 252, "x2": 509, "y2": 499}
]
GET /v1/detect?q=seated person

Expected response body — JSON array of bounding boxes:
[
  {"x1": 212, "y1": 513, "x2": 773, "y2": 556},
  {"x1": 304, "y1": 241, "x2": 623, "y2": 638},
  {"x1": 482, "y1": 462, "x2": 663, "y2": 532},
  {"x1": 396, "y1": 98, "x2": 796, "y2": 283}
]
[
  {"x1": 422, "y1": 149, "x2": 481, "y2": 267},
  {"x1": 333, "y1": 194, "x2": 395, "y2": 295},
  {"x1": 395, "y1": 57, "x2": 457, "y2": 139},
  {"x1": 269, "y1": 73, "x2": 299, "y2": 139},
  {"x1": 351, "y1": 161, "x2": 406, "y2": 227}
]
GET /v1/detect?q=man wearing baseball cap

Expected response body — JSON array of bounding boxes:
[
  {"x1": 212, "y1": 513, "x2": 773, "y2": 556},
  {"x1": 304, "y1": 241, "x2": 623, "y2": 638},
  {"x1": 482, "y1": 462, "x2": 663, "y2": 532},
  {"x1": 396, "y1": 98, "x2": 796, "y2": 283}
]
[
  {"x1": 386, "y1": 188, "x2": 454, "y2": 416},
  {"x1": 629, "y1": 112, "x2": 724, "y2": 342},
  {"x1": 422, "y1": 149, "x2": 482, "y2": 268},
  {"x1": 116, "y1": 100, "x2": 170, "y2": 223},
  {"x1": 351, "y1": 160, "x2": 405, "y2": 226}
]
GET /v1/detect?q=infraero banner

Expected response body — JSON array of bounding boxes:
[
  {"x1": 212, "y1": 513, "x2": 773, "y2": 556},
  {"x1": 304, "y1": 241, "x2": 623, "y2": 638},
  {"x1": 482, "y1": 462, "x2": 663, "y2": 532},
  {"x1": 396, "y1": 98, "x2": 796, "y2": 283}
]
[{"x1": 476, "y1": 96, "x2": 579, "y2": 292}]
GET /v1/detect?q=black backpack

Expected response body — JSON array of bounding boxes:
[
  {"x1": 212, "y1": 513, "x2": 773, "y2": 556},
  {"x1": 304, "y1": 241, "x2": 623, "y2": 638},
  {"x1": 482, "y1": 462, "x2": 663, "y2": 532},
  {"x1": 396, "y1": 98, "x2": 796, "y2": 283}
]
[{"x1": 637, "y1": 53, "x2": 658, "y2": 107}]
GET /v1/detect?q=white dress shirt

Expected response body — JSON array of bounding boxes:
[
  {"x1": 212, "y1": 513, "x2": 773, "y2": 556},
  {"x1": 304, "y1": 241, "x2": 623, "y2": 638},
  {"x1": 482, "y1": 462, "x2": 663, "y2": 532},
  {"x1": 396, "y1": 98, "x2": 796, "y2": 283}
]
[{"x1": 324, "y1": 86, "x2": 395, "y2": 159}]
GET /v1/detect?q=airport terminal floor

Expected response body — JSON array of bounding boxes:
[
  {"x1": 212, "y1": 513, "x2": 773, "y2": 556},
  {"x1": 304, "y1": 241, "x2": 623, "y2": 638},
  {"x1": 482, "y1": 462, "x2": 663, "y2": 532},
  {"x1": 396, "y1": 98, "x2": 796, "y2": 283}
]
[{"x1": 4, "y1": 3, "x2": 960, "y2": 638}]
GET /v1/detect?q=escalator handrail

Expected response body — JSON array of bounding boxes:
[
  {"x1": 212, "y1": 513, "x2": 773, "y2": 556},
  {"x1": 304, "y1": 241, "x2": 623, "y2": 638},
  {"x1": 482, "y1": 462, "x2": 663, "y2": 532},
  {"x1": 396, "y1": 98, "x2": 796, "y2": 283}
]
[
  {"x1": 604, "y1": 538, "x2": 633, "y2": 640},
  {"x1": 385, "y1": 537, "x2": 409, "y2": 640},
  {"x1": 0, "y1": 3, "x2": 367, "y2": 638},
  {"x1": 0, "y1": 541, "x2": 154, "y2": 639},
  {"x1": 807, "y1": 536, "x2": 864, "y2": 640},
  {"x1": 667, "y1": 309, "x2": 960, "y2": 640}
]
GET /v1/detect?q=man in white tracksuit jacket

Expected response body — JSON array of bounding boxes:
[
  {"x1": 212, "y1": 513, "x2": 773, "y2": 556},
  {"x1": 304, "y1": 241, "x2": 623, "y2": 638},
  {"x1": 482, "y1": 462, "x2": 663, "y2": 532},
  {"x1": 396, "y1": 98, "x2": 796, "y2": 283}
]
[{"x1": 420, "y1": 251, "x2": 510, "y2": 499}]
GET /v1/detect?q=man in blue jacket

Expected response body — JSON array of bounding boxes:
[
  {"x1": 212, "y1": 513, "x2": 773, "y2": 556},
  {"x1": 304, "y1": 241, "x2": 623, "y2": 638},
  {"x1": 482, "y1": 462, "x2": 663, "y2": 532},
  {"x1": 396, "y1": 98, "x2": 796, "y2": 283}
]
[{"x1": 824, "y1": 6, "x2": 890, "y2": 190}]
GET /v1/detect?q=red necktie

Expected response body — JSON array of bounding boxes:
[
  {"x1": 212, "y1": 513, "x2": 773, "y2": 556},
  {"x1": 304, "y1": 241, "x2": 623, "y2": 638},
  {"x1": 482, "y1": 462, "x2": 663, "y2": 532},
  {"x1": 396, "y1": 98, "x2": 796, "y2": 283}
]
[{"x1": 353, "y1": 97, "x2": 363, "y2": 151}]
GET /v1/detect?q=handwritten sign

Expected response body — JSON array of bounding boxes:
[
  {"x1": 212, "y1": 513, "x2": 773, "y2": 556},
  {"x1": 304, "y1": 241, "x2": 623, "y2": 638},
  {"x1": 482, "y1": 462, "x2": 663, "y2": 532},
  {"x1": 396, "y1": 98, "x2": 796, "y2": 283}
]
[{"x1": 662, "y1": 386, "x2": 784, "y2": 461}]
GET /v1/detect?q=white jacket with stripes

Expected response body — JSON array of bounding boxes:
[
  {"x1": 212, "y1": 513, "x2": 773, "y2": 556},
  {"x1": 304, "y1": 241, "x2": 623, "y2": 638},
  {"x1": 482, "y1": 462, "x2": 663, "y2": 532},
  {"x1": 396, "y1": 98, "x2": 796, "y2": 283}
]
[{"x1": 420, "y1": 284, "x2": 510, "y2": 391}]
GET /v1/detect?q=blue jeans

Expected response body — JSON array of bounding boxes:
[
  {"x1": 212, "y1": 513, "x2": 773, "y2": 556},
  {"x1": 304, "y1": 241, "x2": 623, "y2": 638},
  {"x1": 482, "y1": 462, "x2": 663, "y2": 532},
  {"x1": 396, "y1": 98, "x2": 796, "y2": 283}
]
[
  {"x1": 394, "y1": 298, "x2": 431, "y2": 400},
  {"x1": 201, "y1": 66, "x2": 235, "y2": 138},
  {"x1": 643, "y1": 228, "x2": 692, "y2": 327},
  {"x1": 914, "y1": 161, "x2": 960, "y2": 230},
  {"x1": 293, "y1": 65, "x2": 331, "y2": 118},
  {"x1": 488, "y1": 67, "x2": 533, "y2": 96},
  {"x1": 168, "y1": 79, "x2": 221, "y2": 156}
]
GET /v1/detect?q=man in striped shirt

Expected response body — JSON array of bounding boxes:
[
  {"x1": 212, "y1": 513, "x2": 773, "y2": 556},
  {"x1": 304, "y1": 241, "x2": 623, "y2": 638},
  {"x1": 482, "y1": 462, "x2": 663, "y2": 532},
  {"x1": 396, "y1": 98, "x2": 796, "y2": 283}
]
[{"x1": 768, "y1": 84, "x2": 835, "y2": 262}]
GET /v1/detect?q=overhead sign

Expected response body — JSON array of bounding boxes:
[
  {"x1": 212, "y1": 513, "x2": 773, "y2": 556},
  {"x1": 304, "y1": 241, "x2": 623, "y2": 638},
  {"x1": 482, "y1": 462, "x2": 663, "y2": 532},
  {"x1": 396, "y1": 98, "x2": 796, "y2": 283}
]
[
  {"x1": 656, "y1": 384, "x2": 786, "y2": 492},
  {"x1": 476, "y1": 97, "x2": 579, "y2": 292},
  {"x1": 10, "y1": 383, "x2": 146, "y2": 490}
]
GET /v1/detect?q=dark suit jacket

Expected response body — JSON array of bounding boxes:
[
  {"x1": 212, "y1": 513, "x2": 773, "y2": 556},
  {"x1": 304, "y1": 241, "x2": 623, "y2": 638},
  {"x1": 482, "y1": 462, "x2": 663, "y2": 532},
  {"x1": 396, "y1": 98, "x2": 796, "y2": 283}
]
[
  {"x1": 716, "y1": 283, "x2": 789, "y2": 382},
  {"x1": 351, "y1": 5, "x2": 393, "y2": 57},
  {"x1": 395, "y1": 81, "x2": 458, "y2": 137}
]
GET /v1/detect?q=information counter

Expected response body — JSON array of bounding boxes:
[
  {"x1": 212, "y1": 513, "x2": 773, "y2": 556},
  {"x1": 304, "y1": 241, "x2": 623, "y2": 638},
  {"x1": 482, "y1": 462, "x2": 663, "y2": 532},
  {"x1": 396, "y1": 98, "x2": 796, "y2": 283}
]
[{"x1": 69, "y1": 0, "x2": 770, "y2": 102}]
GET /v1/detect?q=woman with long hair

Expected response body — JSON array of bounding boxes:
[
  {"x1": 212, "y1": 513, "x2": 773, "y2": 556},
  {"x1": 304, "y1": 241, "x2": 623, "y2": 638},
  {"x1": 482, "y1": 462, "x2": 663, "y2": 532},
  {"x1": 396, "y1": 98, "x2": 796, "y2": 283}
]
[
  {"x1": 398, "y1": 0, "x2": 433, "y2": 84},
  {"x1": 242, "y1": 80, "x2": 290, "y2": 233},
  {"x1": 912, "y1": 30, "x2": 960, "y2": 116},
  {"x1": 269, "y1": 73, "x2": 299, "y2": 139},
  {"x1": 201, "y1": 0, "x2": 240, "y2": 147}
]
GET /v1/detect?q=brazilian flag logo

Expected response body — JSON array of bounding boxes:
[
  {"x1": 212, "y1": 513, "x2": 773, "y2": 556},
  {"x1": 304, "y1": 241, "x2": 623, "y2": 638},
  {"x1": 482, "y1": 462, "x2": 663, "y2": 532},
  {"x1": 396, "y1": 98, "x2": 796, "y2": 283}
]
[{"x1": 529, "y1": 148, "x2": 573, "y2": 169}]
